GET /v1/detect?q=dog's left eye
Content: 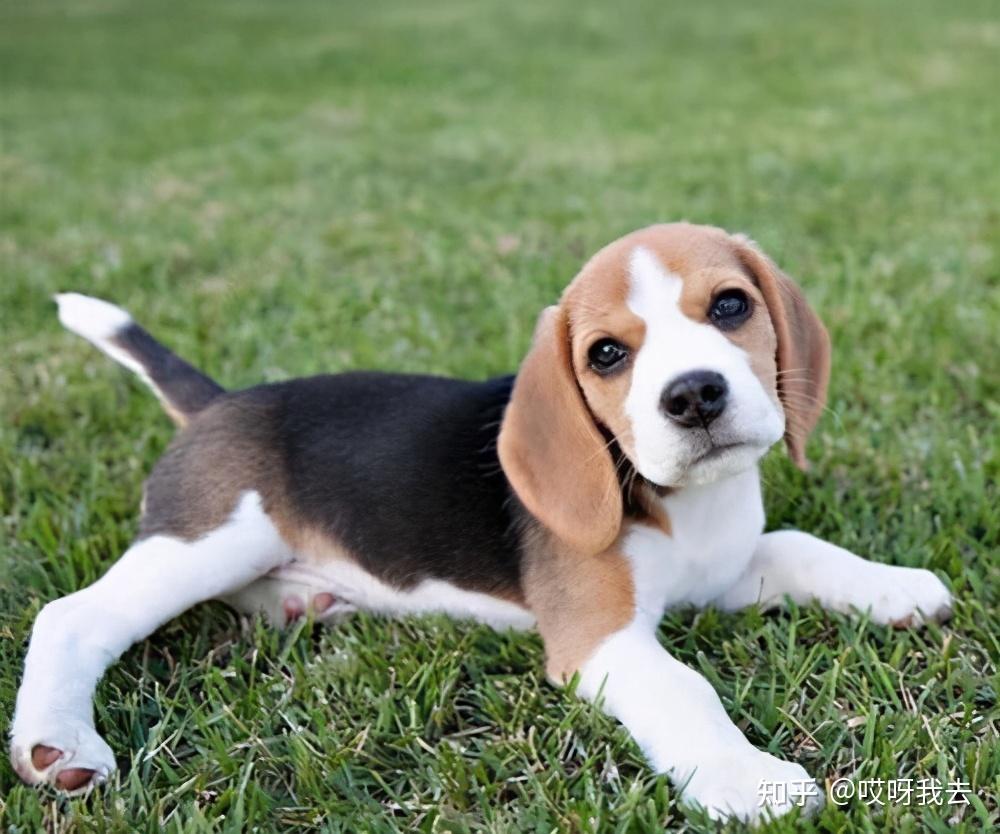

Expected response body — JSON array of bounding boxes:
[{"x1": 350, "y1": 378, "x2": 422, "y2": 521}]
[
  {"x1": 709, "y1": 289, "x2": 752, "y2": 329},
  {"x1": 588, "y1": 339, "x2": 629, "y2": 373}
]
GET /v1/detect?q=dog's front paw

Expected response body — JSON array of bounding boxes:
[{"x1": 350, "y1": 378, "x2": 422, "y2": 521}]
[
  {"x1": 864, "y1": 566, "x2": 953, "y2": 628},
  {"x1": 10, "y1": 717, "x2": 115, "y2": 793},
  {"x1": 680, "y1": 750, "x2": 822, "y2": 823}
]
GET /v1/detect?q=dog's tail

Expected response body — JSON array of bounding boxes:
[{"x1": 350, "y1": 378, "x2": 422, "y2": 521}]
[{"x1": 54, "y1": 293, "x2": 225, "y2": 427}]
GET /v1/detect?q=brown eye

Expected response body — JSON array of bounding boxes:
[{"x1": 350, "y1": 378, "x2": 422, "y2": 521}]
[
  {"x1": 709, "y1": 289, "x2": 752, "y2": 330},
  {"x1": 588, "y1": 339, "x2": 629, "y2": 374}
]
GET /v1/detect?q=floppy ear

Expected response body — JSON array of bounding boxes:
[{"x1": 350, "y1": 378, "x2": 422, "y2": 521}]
[
  {"x1": 736, "y1": 239, "x2": 831, "y2": 469},
  {"x1": 498, "y1": 306, "x2": 622, "y2": 554}
]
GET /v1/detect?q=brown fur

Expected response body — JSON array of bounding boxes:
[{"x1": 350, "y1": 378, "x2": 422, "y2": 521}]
[
  {"x1": 138, "y1": 223, "x2": 828, "y2": 687},
  {"x1": 139, "y1": 396, "x2": 287, "y2": 541},
  {"x1": 561, "y1": 251, "x2": 646, "y2": 466},
  {"x1": 280, "y1": 524, "x2": 352, "y2": 562},
  {"x1": 501, "y1": 223, "x2": 828, "y2": 512},
  {"x1": 500, "y1": 223, "x2": 830, "y2": 678},
  {"x1": 673, "y1": 264, "x2": 781, "y2": 406},
  {"x1": 734, "y1": 237, "x2": 831, "y2": 468},
  {"x1": 520, "y1": 525, "x2": 635, "y2": 683},
  {"x1": 564, "y1": 224, "x2": 784, "y2": 428},
  {"x1": 629, "y1": 481, "x2": 672, "y2": 535},
  {"x1": 497, "y1": 307, "x2": 624, "y2": 557}
]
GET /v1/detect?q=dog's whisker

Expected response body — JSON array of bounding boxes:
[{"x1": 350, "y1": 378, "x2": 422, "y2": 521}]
[{"x1": 18, "y1": 225, "x2": 922, "y2": 829}]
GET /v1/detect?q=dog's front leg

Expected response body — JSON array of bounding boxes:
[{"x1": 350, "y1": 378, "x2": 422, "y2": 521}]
[
  {"x1": 713, "y1": 530, "x2": 953, "y2": 626},
  {"x1": 570, "y1": 623, "x2": 821, "y2": 822},
  {"x1": 528, "y1": 543, "x2": 819, "y2": 823}
]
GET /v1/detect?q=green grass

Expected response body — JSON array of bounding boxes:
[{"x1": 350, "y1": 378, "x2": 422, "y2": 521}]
[{"x1": 1, "y1": 0, "x2": 998, "y2": 830}]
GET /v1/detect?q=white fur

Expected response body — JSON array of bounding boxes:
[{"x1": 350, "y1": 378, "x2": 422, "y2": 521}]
[
  {"x1": 578, "y1": 472, "x2": 818, "y2": 822},
  {"x1": 54, "y1": 293, "x2": 167, "y2": 402},
  {"x1": 10, "y1": 454, "x2": 953, "y2": 819},
  {"x1": 10, "y1": 492, "x2": 291, "y2": 792},
  {"x1": 11, "y1": 485, "x2": 531, "y2": 792},
  {"x1": 19, "y1": 281, "x2": 953, "y2": 825},
  {"x1": 229, "y1": 560, "x2": 536, "y2": 631},
  {"x1": 627, "y1": 467, "x2": 765, "y2": 621},
  {"x1": 713, "y1": 530, "x2": 953, "y2": 625},
  {"x1": 623, "y1": 247, "x2": 785, "y2": 487},
  {"x1": 55, "y1": 293, "x2": 132, "y2": 342},
  {"x1": 576, "y1": 466, "x2": 951, "y2": 821},
  {"x1": 578, "y1": 622, "x2": 820, "y2": 822}
]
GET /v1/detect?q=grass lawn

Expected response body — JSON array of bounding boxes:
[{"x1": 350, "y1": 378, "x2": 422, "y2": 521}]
[{"x1": 1, "y1": 0, "x2": 998, "y2": 830}]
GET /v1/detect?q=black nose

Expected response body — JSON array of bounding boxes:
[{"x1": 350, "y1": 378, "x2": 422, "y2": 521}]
[{"x1": 660, "y1": 371, "x2": 729, "y2": 428}]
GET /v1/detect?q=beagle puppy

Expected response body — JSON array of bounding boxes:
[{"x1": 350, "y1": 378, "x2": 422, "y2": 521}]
[{"x1": 10, "y1": 223, "x2": 953, "y2": 823}]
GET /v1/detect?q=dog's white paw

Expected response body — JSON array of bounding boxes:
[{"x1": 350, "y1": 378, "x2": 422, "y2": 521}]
[
  {"x1": 861, "y1": 566, "x2": 953, "y2": 628},
  {"x1": 680, "y1": 750, "x2": 822, "y2": 823},
  {"x1": 10, "y1": 716, "x2": 116, "y2": 793}
]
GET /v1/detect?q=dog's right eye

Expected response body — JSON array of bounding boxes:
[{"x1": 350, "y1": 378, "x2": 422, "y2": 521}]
[{"x1": 588, "y1": 339, "x2": 629, "y2": 374}]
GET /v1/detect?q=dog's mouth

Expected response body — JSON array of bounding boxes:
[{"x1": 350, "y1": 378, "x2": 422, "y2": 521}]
[
  {"x1": 633, "y1": 429, "x2": 774, "y2": 489},
  {"x1": 691, "y1": 441, "x2": 747, "y2": 465}
]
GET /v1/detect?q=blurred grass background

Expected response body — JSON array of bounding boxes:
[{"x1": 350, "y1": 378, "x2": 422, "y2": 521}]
[{"x1": 1, "y1": 0, "x2": 998, "y2": 831}]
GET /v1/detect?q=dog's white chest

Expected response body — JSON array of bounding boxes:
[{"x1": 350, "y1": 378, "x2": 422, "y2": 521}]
[{"x1": 624, "y1": 468, "x2": 765, "y2": 624}]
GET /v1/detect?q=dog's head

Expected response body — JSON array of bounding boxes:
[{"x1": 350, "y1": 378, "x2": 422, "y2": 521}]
[{"x1": 499, "y1": 223, "x2": 830, "y2": 554}]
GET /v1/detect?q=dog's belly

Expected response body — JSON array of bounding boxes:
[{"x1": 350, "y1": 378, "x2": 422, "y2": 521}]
[
  {"x1": 225, "y1": 468, "x2": 765, "y2": 633},
  {"x1": 223, "y1": 559, "x2": 536, "y2": 631}
]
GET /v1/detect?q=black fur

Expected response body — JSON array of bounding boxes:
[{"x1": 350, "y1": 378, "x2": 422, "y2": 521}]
[
  {"x1": 144, "y1": 373, "x2": 530, "y2": 599},
  {"x1": 113, "y1": 323, "x2": 224, "y2": 420},
  {"x1": 276, "y1": 372, "x2": 526, "y2": 595}
]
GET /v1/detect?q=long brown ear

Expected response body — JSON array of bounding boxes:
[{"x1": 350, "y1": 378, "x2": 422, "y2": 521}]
[
  {"x1": 498, "y1": 306, "x2": 622, "y2": 554},
  {"x1": 736, "y1": 239, "x2": 831, "y2": 469}
]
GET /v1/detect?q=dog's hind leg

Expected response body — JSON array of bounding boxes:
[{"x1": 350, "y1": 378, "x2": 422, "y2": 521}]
[
  {"x1": 9, "y1": 491, "x2": 291, "y2": 793},
  {"x1": 222, "y1": 568, "x2": 357, "y2": 626}
]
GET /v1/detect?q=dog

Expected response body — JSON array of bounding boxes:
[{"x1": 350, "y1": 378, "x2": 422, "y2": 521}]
[{"x1": 9, "y1": 223, "x2": 953, "y2": 822}]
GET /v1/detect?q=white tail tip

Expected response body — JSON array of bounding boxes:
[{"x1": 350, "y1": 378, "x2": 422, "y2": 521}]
[{"x1": 54, "y1": 293, "x2": 133, "y2": 343}]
